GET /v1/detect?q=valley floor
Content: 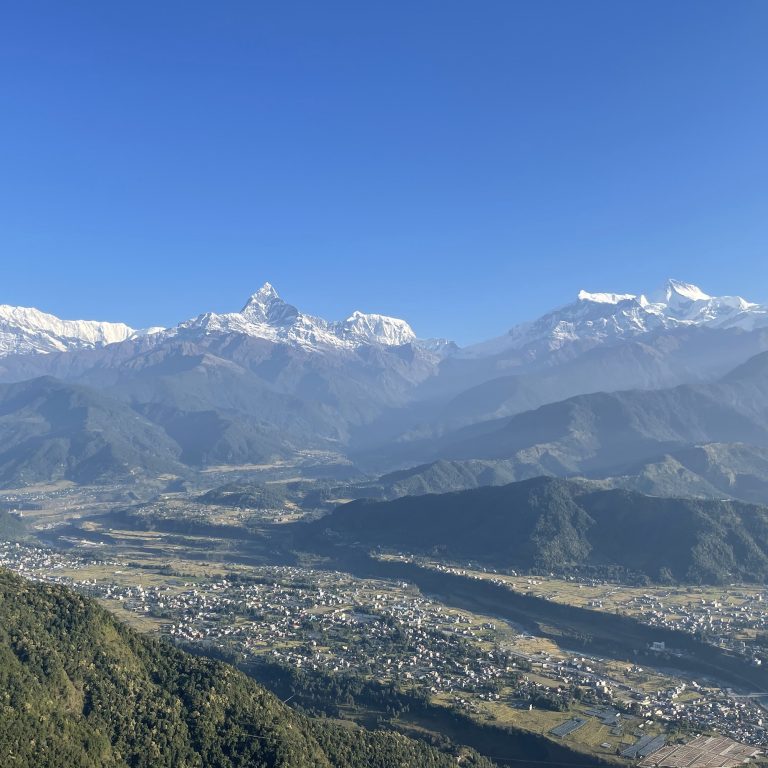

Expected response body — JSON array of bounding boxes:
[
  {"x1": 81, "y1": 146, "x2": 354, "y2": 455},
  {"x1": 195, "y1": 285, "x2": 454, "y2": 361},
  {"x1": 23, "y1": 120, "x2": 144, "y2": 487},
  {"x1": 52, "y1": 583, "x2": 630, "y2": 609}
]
[{"x1": 3, "y1": 481, "x2": 768, "y2": 767}]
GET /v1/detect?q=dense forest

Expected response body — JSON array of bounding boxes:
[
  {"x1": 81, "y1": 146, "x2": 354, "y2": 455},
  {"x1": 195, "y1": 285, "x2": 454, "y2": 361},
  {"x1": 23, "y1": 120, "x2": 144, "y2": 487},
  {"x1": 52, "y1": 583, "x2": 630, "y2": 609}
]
[
  {"x1": 0, "y1": 568, "x2": 493, "y2": 768},
  {"x1": 309, "y1": 476, "x2": 768, "y2": 583}
]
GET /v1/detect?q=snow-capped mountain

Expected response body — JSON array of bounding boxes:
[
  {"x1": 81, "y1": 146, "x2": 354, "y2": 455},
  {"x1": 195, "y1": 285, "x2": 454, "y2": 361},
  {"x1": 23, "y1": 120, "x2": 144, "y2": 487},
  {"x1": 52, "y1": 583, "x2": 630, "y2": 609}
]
[
  {"x1": 0, "y1": 283, "x2": 449, "y2": 360},
  {"x1": 462, "y1": 279, "x2": 768, "y2": 359},
  {"x1": 0, "y1": 304, "x2": 161, "y2": 358},
  {"x1": 2, "y1": 276, "x2": 768, "y2": 485},
  {"x1": 172, "y1": 282, "x2": 439, "y2": 352},
  {"x1": 2, "y1": 278, "x2": 764, "y2": 366}
]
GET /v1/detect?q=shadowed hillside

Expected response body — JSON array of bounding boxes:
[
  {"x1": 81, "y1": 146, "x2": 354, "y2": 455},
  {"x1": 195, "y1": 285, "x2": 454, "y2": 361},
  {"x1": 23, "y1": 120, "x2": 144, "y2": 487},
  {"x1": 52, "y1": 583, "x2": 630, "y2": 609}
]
[{"x1": 311, "y1": 477, "x2": 768, "y2": 583}]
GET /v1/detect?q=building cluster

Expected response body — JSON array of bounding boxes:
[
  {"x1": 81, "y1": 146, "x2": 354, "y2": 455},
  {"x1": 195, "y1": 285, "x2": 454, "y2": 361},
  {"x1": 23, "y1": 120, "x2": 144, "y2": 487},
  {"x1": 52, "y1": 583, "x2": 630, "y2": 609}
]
[
  {"x1": 155, "y1": 574, "x2": 514, "y2": 696},
  {"x1": 624, "y1": 592, "x2": 768, "y2": 660},
  {"x1": 519, "y1": 649, "x2": 767, "y2": 746},
  {"x1": 0, "y1": 540, "x2": 113, "y2": 575},
  {"x1": 3, "y1": 539, "x2": 768, "y2": 748}
]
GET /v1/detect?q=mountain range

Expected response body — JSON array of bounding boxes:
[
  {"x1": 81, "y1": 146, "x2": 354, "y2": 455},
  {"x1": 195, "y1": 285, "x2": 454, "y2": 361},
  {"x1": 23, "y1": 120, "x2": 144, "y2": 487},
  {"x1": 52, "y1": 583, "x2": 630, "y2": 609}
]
[
  {"x1": 0, "y1": 282, "x2": 450, "y2": 358},
  {"x1": 0, "y1": 376, "x2": 184, "y2": 486},
  {"x1": 460, "y1": 279, "x2": 768, "y2": 361},
  {"x1": 1, "y1": 279, "x2": 768, "y2": 495},
  {"x1": 404, "y1": 350, "x2": 768, "y2": 467},
  {"x1": 4, "y1": 279, "x2": 765, "y2": 361}
]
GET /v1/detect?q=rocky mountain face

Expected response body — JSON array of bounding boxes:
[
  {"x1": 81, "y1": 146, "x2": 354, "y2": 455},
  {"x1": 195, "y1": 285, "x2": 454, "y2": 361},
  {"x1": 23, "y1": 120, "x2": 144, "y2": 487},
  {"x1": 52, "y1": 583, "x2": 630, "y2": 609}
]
[
  {"x1": 5, "y1": 278, "x2": 765, "y2": 364},
  {"x1": 0, "y1": 283, "x2": 449, "y2": 359}
]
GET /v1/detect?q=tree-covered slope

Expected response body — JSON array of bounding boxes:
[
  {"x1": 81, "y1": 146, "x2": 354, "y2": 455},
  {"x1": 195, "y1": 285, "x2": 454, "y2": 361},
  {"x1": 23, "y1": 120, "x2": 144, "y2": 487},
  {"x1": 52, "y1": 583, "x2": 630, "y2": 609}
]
[
  {"x1": 352, "y1": 442, "x2": 768, "y2": 505},
  {"x1": 311, "y1": 477, "x2": 768, "y2": 583},
  {"x1": 0, "y1": 376, "x2": 185, "y2": 487},
  {"x1": 0, "y1": 569, "x2": 492, "y2": 768},
  {"x1": 197, "y1": 481, "x2": 288, "y2": 509},
  {"x1": 592, "y1": 442, "x2": 768, "y2": 503},
  {"x1": 354, "y1": 459, "x2": 523, "y2": 500}
]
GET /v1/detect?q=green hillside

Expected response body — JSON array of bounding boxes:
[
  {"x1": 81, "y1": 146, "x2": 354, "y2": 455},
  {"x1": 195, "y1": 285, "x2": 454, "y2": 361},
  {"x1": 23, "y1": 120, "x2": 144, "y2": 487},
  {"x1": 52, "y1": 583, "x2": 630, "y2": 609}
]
[
  {"x1": 353, "y1": 442, "x2": 768, "y2": 505},
  {"x1": 0, "y1": 376, "x2": 185, "y2": 487},
  {"x1": 0, "y1": 568, "x2": 492, "y2": 768},
  {"x1": 313, "y1": 476, "x2": 768, "y2": 583}
]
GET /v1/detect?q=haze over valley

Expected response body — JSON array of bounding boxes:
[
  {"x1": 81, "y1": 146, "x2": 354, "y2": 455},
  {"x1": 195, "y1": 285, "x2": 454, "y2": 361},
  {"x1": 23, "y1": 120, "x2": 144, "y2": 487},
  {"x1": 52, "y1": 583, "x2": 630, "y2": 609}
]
[{"x1": 3, "y1": 279, "x2": 768, "y2": 504}]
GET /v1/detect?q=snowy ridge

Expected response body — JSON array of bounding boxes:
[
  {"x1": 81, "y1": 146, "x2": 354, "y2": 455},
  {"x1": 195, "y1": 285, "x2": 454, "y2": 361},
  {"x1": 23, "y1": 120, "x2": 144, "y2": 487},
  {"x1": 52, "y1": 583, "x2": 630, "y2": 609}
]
[
  {"x1": 0, "y1": 282, "x2": 441, "y2": 359},
  {"x1": 338, "y1": 310, "x2": 416, "y2": 346},
  {"x1": 173, "y1": 282, "x2": 431, "y2": 352},
  {"x1": 0, "y1": 304, "x2": 161, "y2": 357},
  {"x1": 576, "y1": 290, "x2": 637, "y2": 305},
  {"x1": 463, "y1": 279, "x2": 768, "y2": 358},
  {"x1": 3, "y1": 277, "x2": 765, "y2": 362}
]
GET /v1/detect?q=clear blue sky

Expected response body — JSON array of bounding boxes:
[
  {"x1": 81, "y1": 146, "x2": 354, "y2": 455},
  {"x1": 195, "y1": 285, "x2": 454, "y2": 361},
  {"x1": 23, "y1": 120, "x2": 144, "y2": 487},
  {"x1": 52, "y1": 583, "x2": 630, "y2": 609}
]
[{"x1": 1, "y1": 1, "x2": 767, "y2": 344}]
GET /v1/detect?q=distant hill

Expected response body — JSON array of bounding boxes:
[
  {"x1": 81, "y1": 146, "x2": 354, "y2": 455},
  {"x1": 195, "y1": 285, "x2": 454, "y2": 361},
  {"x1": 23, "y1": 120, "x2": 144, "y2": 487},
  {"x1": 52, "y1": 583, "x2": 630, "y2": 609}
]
[
  {"x1": 374, "y1": 352, "x2": 768, "y2": 479},
  {"x1": 0, "y1": 568, "x2": 492, "y2": 768},
  {"x1": 311, "y1": 477, "x2": 768, "y2": 583},
  {"x1": 134, "y1": 401, "x2": 296, "y2": 467},
  {"x1": 415, "y1": 326, "x2": 768, "y2": 436},
  {"x1": 591, "y1": 443, "x2": 768, "y2": 503},
  {"x1": 352, "y1": 442, "x2": 768, "y2": 506},
  {"x1": 354, "y1": 459, "x2": 523, "y2": 499},
  {"x1": 0, "y1": 377, "x2": 185, "y2": 487},
  {"x1": 198, "y1": 481, "x2": 288, "y2": 509}
]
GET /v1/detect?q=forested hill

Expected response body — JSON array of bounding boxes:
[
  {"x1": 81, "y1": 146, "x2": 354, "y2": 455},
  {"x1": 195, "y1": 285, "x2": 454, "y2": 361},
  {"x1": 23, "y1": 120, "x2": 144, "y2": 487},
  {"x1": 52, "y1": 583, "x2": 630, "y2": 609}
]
[
  {"x1": 310, "y1": 477, "x2": 768, "y2": 583},
  {"x1": 0, "y1": 509, "x2": 26, "y2": 539},
  {"x1": 0, "y1": 569, "x2": 492, "y2": 768}
]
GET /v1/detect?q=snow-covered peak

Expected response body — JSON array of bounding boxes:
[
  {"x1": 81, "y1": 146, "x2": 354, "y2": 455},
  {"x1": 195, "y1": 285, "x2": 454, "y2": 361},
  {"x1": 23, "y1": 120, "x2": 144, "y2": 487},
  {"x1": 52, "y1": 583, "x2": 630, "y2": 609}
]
[
  {"x1": 653, "y1": 279, "x2": 711, "y2": 306},
  {"x1": 338, "y1": 311, "x2": 417, "y2": 346},
  {"x1": 462, "y1": 279, "x2": 768, "y2": 359},
  {"x1": 240, "y1": 282, "x2": 300, "y2": 326},
  {"x1": 248, "y1": 281, "x2": 279, "y2": 302},
  {"x1": 240, "y1": 282, "x2": 280, "y2": 313},
  {"x1": 0, "y1": 304, "x2": 158, "y2": 358},
  {"x1": 577, "y1": 290, "x2": 637, "y2": 305},
  {"x1": 175, "y1": 284, "x2": 441, "y2": 353}
]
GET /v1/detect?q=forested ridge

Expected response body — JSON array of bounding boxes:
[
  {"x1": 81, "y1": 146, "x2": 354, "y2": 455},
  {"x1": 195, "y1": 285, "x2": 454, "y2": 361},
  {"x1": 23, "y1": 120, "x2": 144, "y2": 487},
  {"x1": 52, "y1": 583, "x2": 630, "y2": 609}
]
[
  {"x1": 0, "y1": 568, "x2": 492, "y2": 767},
  {"x1": 313, "y1": 476, "x2": 768, "y2": 583}
]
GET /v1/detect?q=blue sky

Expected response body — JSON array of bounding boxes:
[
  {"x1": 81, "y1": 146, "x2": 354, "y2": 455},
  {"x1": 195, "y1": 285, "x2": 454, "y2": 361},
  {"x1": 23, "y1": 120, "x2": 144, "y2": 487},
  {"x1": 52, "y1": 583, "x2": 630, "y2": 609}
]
[{"x1": 1, "y1": 1, "x2": 767, "y2": 344}]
